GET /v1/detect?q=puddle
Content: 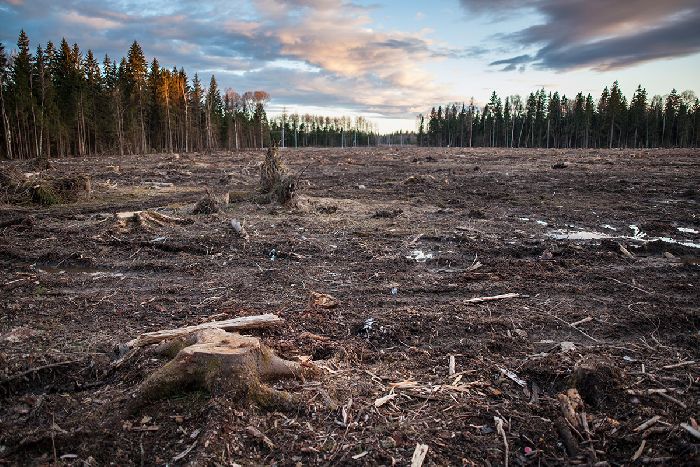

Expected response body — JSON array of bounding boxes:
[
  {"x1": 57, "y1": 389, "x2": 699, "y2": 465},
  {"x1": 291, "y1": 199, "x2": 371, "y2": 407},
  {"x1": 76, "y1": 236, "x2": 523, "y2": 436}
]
[
  {"x1": 677, "y1": 227, "x2": 698, "y2": 234},
  {"x1": 548, "y1": 230, "x2": 613, "y2": 240},
  {"x1": 406, "y1": 250, "x2": 434, "y2": 262},
  {"x1": 601, "y1": 224, "x2": 617, "y2": 231},
  {"x1": 547, "y1": 225, "x2": 700, "y2": 249}
]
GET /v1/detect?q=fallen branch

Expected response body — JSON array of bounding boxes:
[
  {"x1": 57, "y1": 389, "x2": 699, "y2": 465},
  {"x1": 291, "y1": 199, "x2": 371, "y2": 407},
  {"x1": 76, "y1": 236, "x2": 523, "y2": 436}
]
[
  {"x1": 661, "y1": 361, "x2": 695, "y2": 370},
  {"x1": 464, "y1": 293, "x2": 521, "y2": 304},
  {"x1": 1, "y1": 360, "x2": 81, "y2": 386},
  {"x1": 570, "y1": 317, "x2": 593, "y2": 327},
  {"x1": 127, "y1": 313, "x2": 284, "y2": 348},
  {"x1": 634, "y1": 416, "x2": 661, "y2": 432}
]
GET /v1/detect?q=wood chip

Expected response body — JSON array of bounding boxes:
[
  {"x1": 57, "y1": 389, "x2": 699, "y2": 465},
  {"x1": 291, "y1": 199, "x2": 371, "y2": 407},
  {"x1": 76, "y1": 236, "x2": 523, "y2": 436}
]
[
  {"x1": 309, "y1": 291, "x2": 339, "y2": 309},
  {"x1": 410, "y1": 443, "x2": 428, "y2": 467},
  {"x1": 374, "y1": 393, "x2": 396, "y2": 408}
]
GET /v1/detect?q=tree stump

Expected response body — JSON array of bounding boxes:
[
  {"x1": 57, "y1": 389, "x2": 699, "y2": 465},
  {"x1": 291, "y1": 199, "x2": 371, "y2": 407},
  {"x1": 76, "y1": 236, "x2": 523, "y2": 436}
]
[
  {"x1": 259, "y1": 145, "x2": 296, "y2": 204},
  {"x1": 128, "y1": 329, "x2": 315, "y2": 412}
]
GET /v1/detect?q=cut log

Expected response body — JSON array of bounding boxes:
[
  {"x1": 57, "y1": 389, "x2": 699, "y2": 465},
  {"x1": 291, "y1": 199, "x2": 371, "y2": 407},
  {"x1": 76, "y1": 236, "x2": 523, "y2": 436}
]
[
  {"x1": 127, "y1": 314, "x2": 284, "y2": 348},
  {"x1": 127, "y1": 328, "x2": 315, "y2": 413}
]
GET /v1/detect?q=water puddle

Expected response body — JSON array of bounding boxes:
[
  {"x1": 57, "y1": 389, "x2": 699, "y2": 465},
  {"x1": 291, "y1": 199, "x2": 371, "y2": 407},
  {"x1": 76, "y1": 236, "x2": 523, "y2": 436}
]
[
  {"x1": 547, "y1": 225, "x2": 700, "y2": 249},
  {"x1": 548, "y1": 230, "x2": 613, "y2": 240},
  {"x1": 677, "y1": 227, "x2": 698, "y2": 234},
  {"x1": 406, "y1": 250, "x2": 434, "y2": 262}
]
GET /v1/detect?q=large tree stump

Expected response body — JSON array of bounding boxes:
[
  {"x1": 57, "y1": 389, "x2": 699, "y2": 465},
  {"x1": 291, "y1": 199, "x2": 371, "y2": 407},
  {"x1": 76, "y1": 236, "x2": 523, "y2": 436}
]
[
  {"x1": 259, "y1": 145, "x2": 297, "y2": 204},
  {"x1": 128, "y1": 328, "x2": 315, "y2": 412}
]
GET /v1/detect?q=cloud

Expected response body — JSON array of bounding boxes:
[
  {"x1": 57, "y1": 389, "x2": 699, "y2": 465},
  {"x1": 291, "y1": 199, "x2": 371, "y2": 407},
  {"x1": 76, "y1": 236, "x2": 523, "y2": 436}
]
[
  {"x1": 0, "y1": 0, "x2": 454, "y2": 121},
  {"x1": 460, "y1": 0, "x2": 700, "y2": 70}
]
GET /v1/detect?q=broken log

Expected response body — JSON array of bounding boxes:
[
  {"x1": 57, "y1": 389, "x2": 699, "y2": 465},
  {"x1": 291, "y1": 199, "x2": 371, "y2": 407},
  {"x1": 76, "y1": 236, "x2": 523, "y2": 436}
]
[{"x1": 127, "y1": 313, "x2": 284, "y2": 348}]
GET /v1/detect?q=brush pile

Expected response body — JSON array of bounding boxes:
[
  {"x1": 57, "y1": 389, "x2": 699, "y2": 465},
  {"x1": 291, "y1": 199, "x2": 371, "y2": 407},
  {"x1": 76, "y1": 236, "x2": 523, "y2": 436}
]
[{"x1": 0, "y1": 165, "x2": 90, "y2": 206}]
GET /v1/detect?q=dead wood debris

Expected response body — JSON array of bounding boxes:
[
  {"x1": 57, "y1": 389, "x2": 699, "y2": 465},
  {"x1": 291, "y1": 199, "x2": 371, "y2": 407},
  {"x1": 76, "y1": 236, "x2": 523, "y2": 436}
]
[
  {"x1": 0, "y1": 166, "x2": 90, "y2": 205},
  {"x1": 126, "y1": 313, "x2": 284, "y2": 348}
]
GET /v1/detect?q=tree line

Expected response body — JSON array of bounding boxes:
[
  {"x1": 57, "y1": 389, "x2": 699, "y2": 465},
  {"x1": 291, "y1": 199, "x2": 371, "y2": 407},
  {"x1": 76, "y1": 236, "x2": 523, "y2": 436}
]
[
  {"x1": 0, "y1": 30, "x2": 273, "y2": 160},
  {"x1": 418, "y1": 82, "x2": 700, "y2": 148},
  {"x1": 269, "y1": 113, "x2": 378, "y2": 148}
]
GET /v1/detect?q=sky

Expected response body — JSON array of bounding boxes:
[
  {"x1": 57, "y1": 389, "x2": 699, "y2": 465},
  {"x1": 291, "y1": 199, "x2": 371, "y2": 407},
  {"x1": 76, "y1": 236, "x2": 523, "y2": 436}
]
[{"x1": 1, "y1": 0, "x2": 699, "y2": 132}]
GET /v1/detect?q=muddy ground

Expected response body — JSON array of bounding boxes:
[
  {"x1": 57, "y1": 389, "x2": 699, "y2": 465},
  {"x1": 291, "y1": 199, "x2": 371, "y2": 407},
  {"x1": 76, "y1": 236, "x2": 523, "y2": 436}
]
[{"x1": 0, "y1": 147, "x2": 698, "y2": 466}]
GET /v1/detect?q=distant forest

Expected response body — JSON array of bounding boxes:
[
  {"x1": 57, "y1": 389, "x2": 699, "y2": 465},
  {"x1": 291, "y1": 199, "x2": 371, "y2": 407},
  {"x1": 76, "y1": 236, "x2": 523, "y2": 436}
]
[
  {"x1": 2, "y1": 30, "x2": 699, "y2": 160},
  {"x1": 0, "y1": 30, "x2": 274, "y2": 160},
  {"x1": 418, "y1": 83, "x2": 700, "y2": 148},
  {"x1": 269, "y1": 114, "x2": 378, "y2": 148}
]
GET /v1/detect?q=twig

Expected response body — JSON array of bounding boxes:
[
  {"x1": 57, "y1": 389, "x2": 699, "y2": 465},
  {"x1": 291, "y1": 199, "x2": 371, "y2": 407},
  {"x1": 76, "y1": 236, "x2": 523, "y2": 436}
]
[
  {"x1": 1, "y1": 360, "x2": 81, "y2": 385},
  {"x1": 631, "y1": 440, "x2": 646, "y2": 462},
  {"x1": 465, "y1": 293, "x2": 521, "y2": 304},
  {"x1": 570, "y1": 316, "x2": 593, "y2": 327},
  {"x1": 410, "y1": 443, "x2": 429, "y2": 467},
  {"x1": 656, "y1": 392, "x2": 687, "y2": 409},
  {"x1": 494, "y1": 416, "x2": 509, "y2": 466},
  {"x1": 548, "y1": 312, "x2": 600, "y2": 343},
  {"x1": 606, "y1": 276, "x2": 653, "y2": 295},
  {"x1": 661, "y1": 361, "x2": 695, "y2": 370},
  {"x1": 634, "y1": 416, "x2": 661, "y2": 432},
  {"x1": 680, "y1": 423, "x2": 700, "y2": 440}
]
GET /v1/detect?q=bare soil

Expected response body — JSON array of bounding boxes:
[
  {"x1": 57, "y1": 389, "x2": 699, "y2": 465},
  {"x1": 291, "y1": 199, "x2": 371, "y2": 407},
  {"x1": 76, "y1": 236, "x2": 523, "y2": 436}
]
[{"x1": 1, "y1": 147, "x2": 699, "y2": 466}]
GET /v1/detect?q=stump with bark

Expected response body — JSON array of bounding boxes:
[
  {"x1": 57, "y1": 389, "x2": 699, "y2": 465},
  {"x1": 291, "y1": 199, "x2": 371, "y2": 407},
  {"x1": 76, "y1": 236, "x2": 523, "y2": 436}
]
[
  {"x1": 128, "y1": 327, "x2": 316, "y2": 412},
  {"x1": 259, "y1": 145, "x2": 296, "y2": 204}
]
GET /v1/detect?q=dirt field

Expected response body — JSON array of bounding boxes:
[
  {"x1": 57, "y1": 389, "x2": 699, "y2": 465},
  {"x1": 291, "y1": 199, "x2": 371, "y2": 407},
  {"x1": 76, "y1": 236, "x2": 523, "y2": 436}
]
[{"x1": 1, "y1": 147, "x2": 698, "y2": 466}]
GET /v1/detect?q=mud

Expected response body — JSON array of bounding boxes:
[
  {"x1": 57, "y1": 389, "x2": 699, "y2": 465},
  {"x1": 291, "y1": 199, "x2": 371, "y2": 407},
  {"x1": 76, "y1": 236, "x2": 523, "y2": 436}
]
[{"x1": 1, "y1": 147, "x2": 698, "y2": 465}]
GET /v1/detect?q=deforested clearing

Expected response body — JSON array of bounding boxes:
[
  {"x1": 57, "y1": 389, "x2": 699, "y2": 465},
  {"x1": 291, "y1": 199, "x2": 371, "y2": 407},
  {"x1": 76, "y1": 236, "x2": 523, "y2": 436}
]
[{"x1": 1, "y1": 147, "x2": 698, "y2": 465}]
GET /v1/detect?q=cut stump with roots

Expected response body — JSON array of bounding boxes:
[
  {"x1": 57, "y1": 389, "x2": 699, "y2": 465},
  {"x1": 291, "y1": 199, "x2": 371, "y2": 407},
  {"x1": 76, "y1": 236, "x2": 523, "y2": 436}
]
[
  {"x1": 259, "y1": 145, "x2": 297, "y2": 204},
  {"x1": 128, "y1": 328, "x2": 316, "y2": 412}
]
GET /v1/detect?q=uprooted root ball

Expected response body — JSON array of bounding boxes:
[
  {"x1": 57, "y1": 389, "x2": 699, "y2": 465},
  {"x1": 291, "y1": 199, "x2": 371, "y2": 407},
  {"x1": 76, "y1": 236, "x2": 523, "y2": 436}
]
[{"x1": 128, "y1": 329, "x2": 317, "y2": 413}]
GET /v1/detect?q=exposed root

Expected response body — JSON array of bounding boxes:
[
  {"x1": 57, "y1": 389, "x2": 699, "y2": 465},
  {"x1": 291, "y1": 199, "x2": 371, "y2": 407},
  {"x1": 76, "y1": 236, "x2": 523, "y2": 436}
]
[{"x1": 128, "y1": 329, "x2": 316, "y2": 413}]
